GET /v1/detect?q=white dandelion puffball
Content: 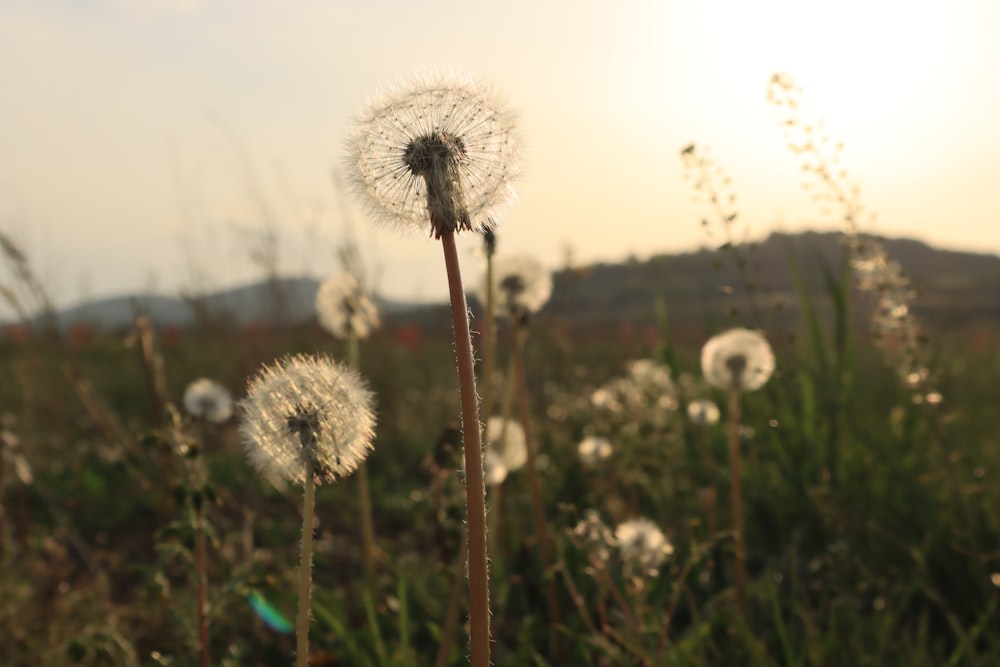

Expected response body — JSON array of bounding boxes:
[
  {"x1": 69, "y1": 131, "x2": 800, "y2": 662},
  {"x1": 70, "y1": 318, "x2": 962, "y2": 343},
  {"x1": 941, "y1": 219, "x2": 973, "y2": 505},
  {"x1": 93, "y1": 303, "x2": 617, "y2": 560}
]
[
  {"x1": 238, "y1": 354, "x2": 376, "y2": 486},
  {"x1": 315, "y1": 272, "x2": 380, "y2": 340},
  {"x1": 348, "y1": 69, "x2": 520, "y2": 238},
  {"x1": 700, "y1": 328, "x2": 775, "y2": 392},
  {"x1": 484, "y1": 254, "x2": 552, "y2": 319},
  {"x1": 485, "y1": 417, "x2": 527, "y2": 471},
  {"x1": 686, "y1": 399, "x2": 720, "y2": 425},
  {"x1": 183, "y1": 378, "x2": 234, "y2": 424},
  {"x1": 615, "y1": 517, "x2": 674, "y2": 578},
  {"x1": 473, "y1": 417, "x2": 526, "y2": 486},
  {"x1": 577, "y1": 435, "x2": 612, "y2": 466}
]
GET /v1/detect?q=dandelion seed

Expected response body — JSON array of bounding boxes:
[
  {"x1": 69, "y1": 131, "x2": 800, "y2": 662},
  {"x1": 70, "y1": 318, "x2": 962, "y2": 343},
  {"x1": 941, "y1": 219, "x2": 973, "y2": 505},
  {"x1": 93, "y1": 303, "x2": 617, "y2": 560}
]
[
  {"x1": 238, "y1": 354, "x2": 376, "y2": 486},
  {"x1": 577, "y1": 435, "x2": 612, "y2": 465},
  {"x1": 347, "y1": 69, "x2": 519, "y2": 238},
  {"x1": 700, "y1": 328, "x2": 775, "y2": 392},
  {"x1": 315, "y1": 273, "x2": 380, "y2": 340},
  {"x1": 687, "y1": 399, "x2": 720, "y2": 425},
  {"x1": 482, "y1": 254, "x2": 552, "y2": 320},
  {"x1": 615, "y1": 517, "x2": 674, "y2": 578},
  {"x1": 183, "y1": 378, "x2": 234, "y2": 424}
]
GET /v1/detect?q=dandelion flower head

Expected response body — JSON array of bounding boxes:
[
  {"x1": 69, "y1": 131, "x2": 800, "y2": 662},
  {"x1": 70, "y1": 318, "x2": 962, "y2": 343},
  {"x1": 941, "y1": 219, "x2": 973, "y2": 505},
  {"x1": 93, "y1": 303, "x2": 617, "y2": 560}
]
[
  {"x1": 615, "y1": 517, "x2": 674, "y2": 578},
  {"x1": 483, "y1": 254, "x2": 552, "y2": 320},
  {"x1": 686, "y1": 399, "x2": 720, "y2": 425},
  {"x1": 473, "y1": 417, "x2": 527, "y2": 486},
  {"x1": 700, "y1": 328, "x2": 775, "y2": 392},
  {"x1": 577, "y1": 435, "x2": 612, "y2": 466},
  {"x1": 572, "y1": 509, "x2": 615, "y2": 567},
  {"x1": 315, "y1": 272, "x2": 380, "y2": 340},
  {"x1": 347, "y1": 69, "x2": 520, "y2": 238},
  {"x1": 183, "y1": 378, "x2": 234, "y2": 424},
  {"x1": 238, "y1": 354, "x2": 376, "y2": 486}
]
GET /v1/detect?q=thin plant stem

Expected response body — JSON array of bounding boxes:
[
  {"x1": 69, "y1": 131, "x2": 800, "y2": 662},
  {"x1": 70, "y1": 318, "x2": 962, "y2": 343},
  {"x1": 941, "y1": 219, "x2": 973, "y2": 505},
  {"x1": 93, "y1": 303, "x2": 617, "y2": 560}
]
[
  {"x1": 729, "y1": 388, "x2": 747, "y2": 615},
  {"x1": 432, "y1": 526, "x2": 469, "y2": 667},
  {"x1": 296, "y1": 457, "x2": 316, "y2": 667},
  {"x1": 440, "y1": 230, "x2": 491, "y2": 667},
  {"x1": 348, "y1": 332, "x2": 379, "y2": 603},
  {"x1": 195, "y1": 504, "x2": 210, "y2": 667},
  {"x1": 512, "y1": 323, "x2": 563, "y2": 660},
  {"x1": 480, "y1": 250, "x2": 498, "y2": 421}
]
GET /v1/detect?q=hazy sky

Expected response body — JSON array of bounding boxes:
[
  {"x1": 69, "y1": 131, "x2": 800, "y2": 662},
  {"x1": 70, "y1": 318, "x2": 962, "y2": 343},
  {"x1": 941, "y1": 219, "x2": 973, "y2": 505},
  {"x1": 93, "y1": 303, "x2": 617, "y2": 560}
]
[{"x1": 1, "y1": 0, "x2": 998, "y2": 308}]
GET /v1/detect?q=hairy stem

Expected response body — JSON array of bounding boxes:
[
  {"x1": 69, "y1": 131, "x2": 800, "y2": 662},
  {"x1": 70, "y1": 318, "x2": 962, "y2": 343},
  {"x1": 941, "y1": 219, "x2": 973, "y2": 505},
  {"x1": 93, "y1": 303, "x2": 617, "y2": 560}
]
[
  {"x1": 296, "y1": 459, "x2": 316, "y2": 667},
  {"x1": 729, "y1": 388, "x2": 746, "y2": 615},
  {"x1": 440, "y1": 231, "x2": 490, "y2": 667}
]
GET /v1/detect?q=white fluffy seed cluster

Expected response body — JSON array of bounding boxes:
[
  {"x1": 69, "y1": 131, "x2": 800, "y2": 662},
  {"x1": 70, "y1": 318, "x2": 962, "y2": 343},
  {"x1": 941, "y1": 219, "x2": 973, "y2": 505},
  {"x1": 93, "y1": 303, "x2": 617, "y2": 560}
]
[
  {"x1": 183, "y1": 378, "x2": 234, "y2": 424},
  {"x1": 686, "y1": 398, "x2": 720, "y2": 425},
  {"x1": 347, "y1": 69, "x2": 520, "y2": 236},
  {"x1": 478, "y1": 417, "x2": 527, "y2": 486},
  {"x1": 615, "y1": 517, "x2": 674, "y2": 578},
  {"x1": 483, "y1": 254, "x2": 553, "y2": 319},
  {"x1": 700, "y1": 328, "x2": 775, "y2": 392},
  {"x1": 238, "y1": 354, "x2": 376, "y2": 486},
  {"x1": 314, "y1": 272, "x2": 380, "y2": 340},
  {"x1": 577, "y1": 435, "x2": 612, "y2": 466}
]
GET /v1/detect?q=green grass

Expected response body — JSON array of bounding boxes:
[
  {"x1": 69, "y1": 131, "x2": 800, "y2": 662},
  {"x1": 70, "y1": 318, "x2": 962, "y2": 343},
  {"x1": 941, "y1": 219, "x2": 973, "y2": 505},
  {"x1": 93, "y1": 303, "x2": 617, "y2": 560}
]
[{"x1": 0, "y1": 293, "x2": 998, "y2": 666}]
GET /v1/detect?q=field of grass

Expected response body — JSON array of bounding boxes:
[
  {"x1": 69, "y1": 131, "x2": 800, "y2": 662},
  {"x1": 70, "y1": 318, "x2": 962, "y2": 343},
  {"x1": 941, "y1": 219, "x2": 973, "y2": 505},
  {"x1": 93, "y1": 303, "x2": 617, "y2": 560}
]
[{"x1": 1, "y1": 276, "x2": 999, "y2": 667}]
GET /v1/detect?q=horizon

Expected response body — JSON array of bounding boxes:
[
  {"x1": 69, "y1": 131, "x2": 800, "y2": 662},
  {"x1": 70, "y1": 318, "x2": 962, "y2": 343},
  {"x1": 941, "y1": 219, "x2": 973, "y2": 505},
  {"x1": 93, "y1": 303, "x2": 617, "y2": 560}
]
[{"x1": 2, "y1": 1, "x2": 998, "y2": 311}]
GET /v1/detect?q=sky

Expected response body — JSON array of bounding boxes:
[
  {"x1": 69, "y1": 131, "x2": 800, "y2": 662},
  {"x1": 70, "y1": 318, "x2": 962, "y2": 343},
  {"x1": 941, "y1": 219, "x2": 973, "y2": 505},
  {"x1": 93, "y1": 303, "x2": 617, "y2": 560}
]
[{"x1": 1, "y1": 0, "x2": 998, "y2": 309}]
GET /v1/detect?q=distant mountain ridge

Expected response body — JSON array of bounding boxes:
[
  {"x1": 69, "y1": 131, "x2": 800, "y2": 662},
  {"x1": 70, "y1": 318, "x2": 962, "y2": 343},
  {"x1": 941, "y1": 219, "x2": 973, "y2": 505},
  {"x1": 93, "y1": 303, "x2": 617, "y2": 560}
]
[{"x1": 5, "y1": 231, "x2": 999, "y2": 333}]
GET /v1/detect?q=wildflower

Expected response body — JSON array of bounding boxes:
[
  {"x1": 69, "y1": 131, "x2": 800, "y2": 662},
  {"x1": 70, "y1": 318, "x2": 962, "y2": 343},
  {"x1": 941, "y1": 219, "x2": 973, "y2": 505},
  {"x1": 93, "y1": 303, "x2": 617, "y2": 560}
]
[
  {"x1": 571, "y1": 509, "x2": 615, "y2": 567},
  {"x1": 483, "y1": 254, "x2": 552, "y2": 320},
  {"x1": 477, "y1": 417, "x2": 526, "y2": 486},
  {"x1": 347, "y1": 69, "x2": 519, "y2": 238},
  {"x1": 315, "y1": 272, "x2": 380, "y2": 340},
  {"x1": 183, "y1": 378, "x2": 234, "y2": 424},
  {"x1": 615, "y1": 517, "x2": 674, "y2": 578},
  {"x1": 238, "y1": 354, "x2": 376, "y2": 486},
  {"x1": 577, "y1": 435, "x2": 612, "y2": 465},
  {"x1": 700, "y1": 328, "x2": 775, "y2": 392},
  {"x1": 687, "y1": 399, "x2": 720, "y2": 425}
]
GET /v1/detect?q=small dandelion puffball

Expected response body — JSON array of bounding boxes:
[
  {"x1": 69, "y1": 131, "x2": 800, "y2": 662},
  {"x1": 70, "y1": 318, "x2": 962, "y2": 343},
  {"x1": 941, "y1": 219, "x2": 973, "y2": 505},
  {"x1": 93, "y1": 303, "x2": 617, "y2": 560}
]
[
  {"x1": 484, "y1": 254, "x2": 552, "y2": 319},
  {"x1": 315, "y1": 273, "x2": 380, "y2": 340},
  {"x1": 577, "y1": 435, "x2": 612, "y2": 466},
  {"x1": 238, "y1": 354, "x2": 376, "y2": 486},
  {"x1": 472, "y1": 417, "x2": 526, "y2": 486},
  {"x1": 572, "y1": 509, "x2": 615, "y2": 567},
  {"x1": 700, "y1": 328, "x2": 775, "y2": 392},
  {"x1": 348, "y1": 70, "x2": 520, "y2": 238},
  {"x1": 615, "y1": 517, "x2": 674, "y2": 578},
  {"x1": 183, "y1": 378, "x2": 234, "y2": 424},
  {"x1": 687, "y1": 399, "x2": 720, "y2": 425}
]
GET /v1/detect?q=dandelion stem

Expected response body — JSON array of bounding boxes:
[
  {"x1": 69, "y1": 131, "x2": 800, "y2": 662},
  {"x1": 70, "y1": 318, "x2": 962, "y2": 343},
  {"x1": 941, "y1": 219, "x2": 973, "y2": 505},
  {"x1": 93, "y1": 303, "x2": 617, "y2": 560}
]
[
  {"x1": 296, "y1": 457, "x2": 316, "y2": 667},
  {"x1": 512, "y1": 323, "x2": 563, "y2": 660},
  {"x1": 440, "y1": 230, "x2": 491, "y2": 667},
  {"x1": 728, "y1": 388, "x2": 746, "y2": 615},
  {"x1": 195, "y1": 503, "x2": 210, "y2": 667},
  {"x1": 348, "y1": 332, "x2": 379, "y2": 605}
]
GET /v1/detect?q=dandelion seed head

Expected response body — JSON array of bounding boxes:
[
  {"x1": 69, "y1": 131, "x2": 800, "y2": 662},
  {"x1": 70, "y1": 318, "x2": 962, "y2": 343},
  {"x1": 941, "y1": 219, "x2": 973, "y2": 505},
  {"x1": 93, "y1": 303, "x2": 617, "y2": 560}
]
[
  {"x1": 183, "y1": 378, "x2": 234, "y2": 424},
  {"x1": 687, "y1": 399, "x2": 720, "y2": 425},
  {"x1": 483, "y1": 254, "x2": 552, "y2": 319},
  {"x1": 701, "y1": 328, "x2": 775, "y2": 392},
  {"x1": 615, "y1": 517, "x2": 674, "y2": 578},
  {"x1": 238, "y1": 354, "x2": 376, "y2": 486},
  {"x1": 577, "y1": 435, "x2": 612, "y2": 466},
  {"x1": 572, "y1": 509, "x2": 615, "y2": 567},
  {"x1": 484, "y1": 416, "x2": 527, "y2": 475},
  {"x1": 315, "y1": 272, "x2": 380, "y2": 340},
  {"x1": 347, "y1": 69, "x2": 520, "y2": 238}
]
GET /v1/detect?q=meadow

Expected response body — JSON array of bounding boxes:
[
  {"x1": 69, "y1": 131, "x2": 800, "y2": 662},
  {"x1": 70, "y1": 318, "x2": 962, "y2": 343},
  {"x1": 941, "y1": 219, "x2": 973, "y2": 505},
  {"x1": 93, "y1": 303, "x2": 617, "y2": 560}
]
[{"x1": 1, "y1": 72, "x2": 999, "y2": 666}]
